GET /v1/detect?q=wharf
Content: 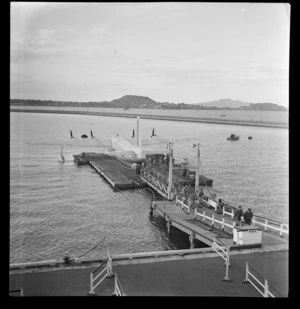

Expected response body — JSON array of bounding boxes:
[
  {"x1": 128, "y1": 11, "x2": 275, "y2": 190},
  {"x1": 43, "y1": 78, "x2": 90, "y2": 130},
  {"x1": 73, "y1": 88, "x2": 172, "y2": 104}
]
[
  {"x1": 9, "y1": 249, "x2": 288, "y2": 296},
  {"x1": 73, "y1": 153, "x2": 145, "y2": 190},
  {"x1": 152, "y1": 200, "x2": 288, "y2": 251},
  {"x1": 153, "y1": 200, "x2": 233, "y2": 248}
]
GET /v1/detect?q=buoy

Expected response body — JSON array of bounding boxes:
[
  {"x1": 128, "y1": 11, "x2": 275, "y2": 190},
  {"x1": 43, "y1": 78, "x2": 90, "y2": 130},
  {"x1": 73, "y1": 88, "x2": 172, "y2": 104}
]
[{"x1": 248, "y1": 136, "x2": 252, "y2": 140}]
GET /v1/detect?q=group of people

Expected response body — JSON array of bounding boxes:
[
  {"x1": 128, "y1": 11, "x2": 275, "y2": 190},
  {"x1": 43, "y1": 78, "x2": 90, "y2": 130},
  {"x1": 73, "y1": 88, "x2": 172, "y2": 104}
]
[{"x1": 234, "y1": 206, "x2": 254, "y2": 225}]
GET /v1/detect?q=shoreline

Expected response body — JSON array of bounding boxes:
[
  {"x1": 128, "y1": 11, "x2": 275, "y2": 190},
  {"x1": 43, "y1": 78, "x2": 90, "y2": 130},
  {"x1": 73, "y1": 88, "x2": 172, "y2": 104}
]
[{"x1": 10, "y1": 108, "x2": 288, "y2": 129}]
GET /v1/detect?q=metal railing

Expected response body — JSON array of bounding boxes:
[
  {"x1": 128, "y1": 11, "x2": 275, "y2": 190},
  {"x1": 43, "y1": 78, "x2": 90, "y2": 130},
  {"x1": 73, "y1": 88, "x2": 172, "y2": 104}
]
[
  {"x1": 140, "y1": 169, "x2": 168, "y2": 195},
  {"x1": 88, "y1": 249, "x2": 114, "y2": 295},
  {"x1": 112, "y1": 273, "x2": 126, "y2": 296},
  {"x1": 212, "y1": 236, "x2": 231, "y2": 281},
  {"x1": 243, "y1": 262, "x2": 283, "y2": 297}
]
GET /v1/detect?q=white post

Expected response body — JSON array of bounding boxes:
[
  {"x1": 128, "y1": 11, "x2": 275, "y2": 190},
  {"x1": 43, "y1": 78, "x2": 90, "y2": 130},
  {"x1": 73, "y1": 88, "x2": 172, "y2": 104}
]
[
  {"x1": 222, "y1": 217, "x2": 225, "y2": 230},
  {"x1": 167, "y1": 144, "x2": 173, "y2": 200},
  {"x1": 264, "y1": 279, "x2": 269, "y2": 297},
  {"x1": 89, "y1": 272, "x2": 95, "y2": 294},
  {"x1": 280, "y1": 223, "x2": 283, "y2": 237},
  {"x1": 195, "y1": 143, "x2": 200, "y2": 193},
  {"x1": 194, "y1": 208, "x2": 197, "y2": 219},
  {"x1": 243, "y1": 262, "x2": 250, "y2": 283},
  {"x1": 265, "y1": 219, "x2": 268, "y2": 231},
  {"x1": 212, "y1": 214, "x2": 215, "y2": 227},
  {"x1": 203, "y1": 211, "x2": 205, "y2": 222},
  {"x1": 231, "y1": 209, "x2": 234, "y2": 219},
  {"x1": 222, "y1": 207, "x2": 225, "y2": 217}
]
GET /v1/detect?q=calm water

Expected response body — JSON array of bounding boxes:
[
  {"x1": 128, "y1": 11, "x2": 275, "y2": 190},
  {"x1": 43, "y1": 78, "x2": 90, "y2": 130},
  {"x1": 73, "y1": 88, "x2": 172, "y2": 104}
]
[{"x1": 10, "y1": 112, "x2": 288, "y2": 264}]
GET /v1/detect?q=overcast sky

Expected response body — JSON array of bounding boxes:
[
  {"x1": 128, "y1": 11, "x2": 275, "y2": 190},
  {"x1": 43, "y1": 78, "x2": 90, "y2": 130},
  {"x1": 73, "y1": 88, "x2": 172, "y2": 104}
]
[{"x1": 10, "y1": 2, "x2": 290, "y2": 107}]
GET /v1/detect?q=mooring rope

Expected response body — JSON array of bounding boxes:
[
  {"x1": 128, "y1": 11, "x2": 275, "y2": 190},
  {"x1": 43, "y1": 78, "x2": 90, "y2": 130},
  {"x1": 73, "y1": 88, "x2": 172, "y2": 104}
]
[{"x1": 77, "y1": 236, "x2": 106, "y2": 259}]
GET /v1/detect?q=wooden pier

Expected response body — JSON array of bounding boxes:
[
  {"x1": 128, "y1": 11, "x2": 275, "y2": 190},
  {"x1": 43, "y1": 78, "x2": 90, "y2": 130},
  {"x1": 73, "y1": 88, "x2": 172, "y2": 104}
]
[
  {"x1": 152, "y1": 200, "x2": 234, "y2": 248},
  {"x1": 151, "y1": 198, "x2": 288, "y2": 251},
  {"x1": 73, "y1": 153, "x2": 146, "y2": 190}
]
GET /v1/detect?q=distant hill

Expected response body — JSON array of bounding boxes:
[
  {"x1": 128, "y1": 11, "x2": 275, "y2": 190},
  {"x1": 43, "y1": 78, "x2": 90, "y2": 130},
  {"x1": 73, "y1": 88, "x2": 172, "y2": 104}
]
[
  {"x1": 196, "y1": 98, "x2": 249, "y2": 109},
  {"x1": 241, "y1": 103, "x2": 287, "y2": 111},
  {"x1": 10, "y1": 96, "x2": 287, "y2": 111},
  {"x1": 109, "y1": 95, "x2": 159, "y2": 108}
]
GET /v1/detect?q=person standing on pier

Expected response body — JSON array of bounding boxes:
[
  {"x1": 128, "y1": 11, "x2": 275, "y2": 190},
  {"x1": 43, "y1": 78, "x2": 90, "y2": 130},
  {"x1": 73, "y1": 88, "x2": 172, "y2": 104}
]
[
  {"x1": 243, "y1": 208, "x2": 253, "y2": 225},
  {"x1": 234, "y1": 206, "x2": 243, "y2": 225}
]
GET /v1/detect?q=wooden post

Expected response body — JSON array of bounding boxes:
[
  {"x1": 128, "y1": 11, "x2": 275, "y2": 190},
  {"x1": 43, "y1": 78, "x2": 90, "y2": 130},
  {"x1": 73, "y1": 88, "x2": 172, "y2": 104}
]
[
  {"x1": 203, "y1": 211, "x2": 205, "y2": 222},
  {"x1": 221, "y1": 217, "x2": 225, "y2": 230},
  {"x1": 167, "y1": 220, "x2": 172, "y2": 235},
  {"x1": 195, "y1": 143, "x2": 200, "y2": 193},
  {"x1": 189, "y1": 232, "x2": 195, "y2": 249},
  {"x1": 167, "y1": 144, "x2": 173, "y2": 200}
]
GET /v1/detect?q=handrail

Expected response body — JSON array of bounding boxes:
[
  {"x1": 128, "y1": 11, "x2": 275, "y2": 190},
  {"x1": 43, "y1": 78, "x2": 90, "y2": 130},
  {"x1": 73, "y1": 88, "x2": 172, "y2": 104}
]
[
  {"x1": 212, "y1": 236, "x2": 231, "y2": 281},
  {"x1": 88, "y1": 249, "x2": 114, "y2": 295},
  {"x1": 243, "y1": 262, "x2": 283, "y2": 297},
  {"x1": 92, "y1": 258, "x2": 108, "y2": 274},
  {"x1": 113, "y1": 273, "x2": 126, "y2": 296},
  {"x1": 252, "y1": 217, "x2": 289, "y2": 237}
]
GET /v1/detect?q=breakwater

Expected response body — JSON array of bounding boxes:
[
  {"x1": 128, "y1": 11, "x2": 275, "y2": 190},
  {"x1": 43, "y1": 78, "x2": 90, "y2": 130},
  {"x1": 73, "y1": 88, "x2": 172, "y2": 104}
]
[{"x1": 10, "y1": 108, "x2": 288, "y2": 129}]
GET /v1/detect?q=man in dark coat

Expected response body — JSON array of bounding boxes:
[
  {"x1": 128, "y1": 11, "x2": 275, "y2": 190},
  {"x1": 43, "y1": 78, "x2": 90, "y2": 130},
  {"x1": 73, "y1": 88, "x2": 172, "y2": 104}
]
[{"x1": 243, "y1": 208, "x2": 253, "y2": 225}]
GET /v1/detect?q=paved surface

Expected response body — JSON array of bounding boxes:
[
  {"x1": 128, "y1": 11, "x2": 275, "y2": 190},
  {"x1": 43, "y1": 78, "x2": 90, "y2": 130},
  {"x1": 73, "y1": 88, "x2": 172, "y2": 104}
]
[{"x1": 9, "y1": 250, "x2": 288, "y2": 297}]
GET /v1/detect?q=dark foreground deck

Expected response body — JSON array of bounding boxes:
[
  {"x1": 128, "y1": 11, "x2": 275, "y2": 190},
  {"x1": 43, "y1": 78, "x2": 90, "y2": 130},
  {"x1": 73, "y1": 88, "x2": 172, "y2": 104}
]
[
  {"x1": 9, "y1": 250, "x2": 288, "y2": 296},
  {"x1": 73, "y1": 153, "x2": 145, "y2": 190}
]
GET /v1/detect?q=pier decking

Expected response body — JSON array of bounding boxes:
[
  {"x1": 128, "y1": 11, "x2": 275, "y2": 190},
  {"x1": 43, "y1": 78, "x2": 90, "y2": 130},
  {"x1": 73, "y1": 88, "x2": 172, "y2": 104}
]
[
  {"x1": 73, "y1": 153, "x2": 145, "y2": 189},
  {"x1": 153, "y1": 200, "x2": 233, "y2": 248}
]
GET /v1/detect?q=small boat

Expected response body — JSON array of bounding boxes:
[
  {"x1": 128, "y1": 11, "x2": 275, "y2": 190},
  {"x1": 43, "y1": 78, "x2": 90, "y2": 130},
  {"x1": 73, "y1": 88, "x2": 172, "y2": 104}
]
[
  {"x1": 248, "y1": 136, "x2": 252, "y2": 140},
  {"x1": 81, "y1": 134, "x2": 88, "y2": 138},
  {"x1": 227, "y1": 133, "x2": 240, "y2": 141}
]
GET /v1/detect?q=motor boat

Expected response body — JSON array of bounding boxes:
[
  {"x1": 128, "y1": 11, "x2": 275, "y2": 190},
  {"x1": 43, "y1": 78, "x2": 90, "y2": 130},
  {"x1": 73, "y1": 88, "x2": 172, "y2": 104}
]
[{"x1": 227, "y1": 133, "x2": 240, "y2": 141}]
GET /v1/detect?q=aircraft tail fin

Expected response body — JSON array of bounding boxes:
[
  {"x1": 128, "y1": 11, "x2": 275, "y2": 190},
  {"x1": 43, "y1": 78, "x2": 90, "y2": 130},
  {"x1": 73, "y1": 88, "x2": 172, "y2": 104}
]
[{"x1": 151, "y1": 128, "x2": 156, "y2": 138}]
